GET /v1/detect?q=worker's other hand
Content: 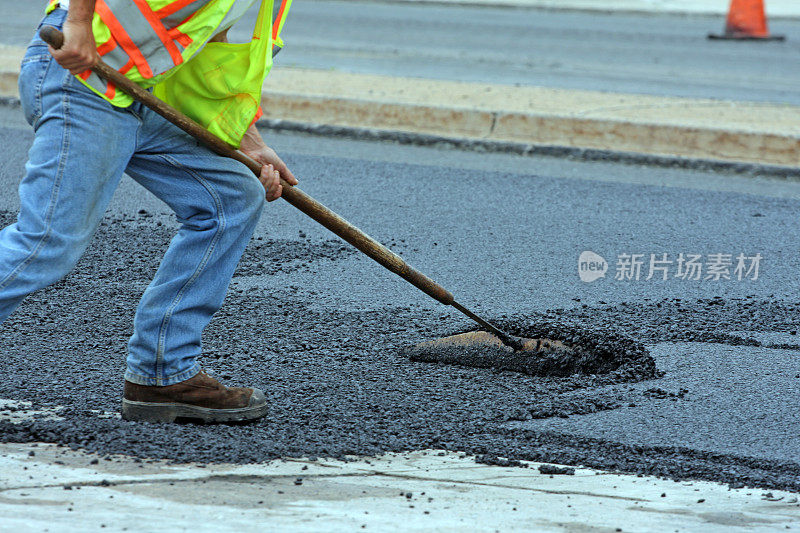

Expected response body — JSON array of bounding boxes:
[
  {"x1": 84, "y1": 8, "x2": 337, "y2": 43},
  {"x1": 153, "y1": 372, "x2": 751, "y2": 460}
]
[
  {"x1": 240, "y1": 128, "x2": 298, "y2": 201},
  {"x1": 50, "y1": 19, "x2": 99, "y2": 74}
]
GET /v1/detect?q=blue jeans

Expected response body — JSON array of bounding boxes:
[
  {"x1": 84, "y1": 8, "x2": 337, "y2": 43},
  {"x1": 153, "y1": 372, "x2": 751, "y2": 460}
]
[{"x1": 0, "y1": 10, "x2": 266, "y2": 386}]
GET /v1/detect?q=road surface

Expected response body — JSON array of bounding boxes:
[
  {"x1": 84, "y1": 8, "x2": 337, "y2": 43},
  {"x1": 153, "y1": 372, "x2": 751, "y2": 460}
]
[{"x1": 1, "y1": 104, "x2": 800, "y2": 490}]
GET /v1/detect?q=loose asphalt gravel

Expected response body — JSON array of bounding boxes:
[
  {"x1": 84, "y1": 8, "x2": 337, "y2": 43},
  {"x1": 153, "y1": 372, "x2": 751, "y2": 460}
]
[{"x1": 2, "y1": 105, "x2": 800, "y2": 491}]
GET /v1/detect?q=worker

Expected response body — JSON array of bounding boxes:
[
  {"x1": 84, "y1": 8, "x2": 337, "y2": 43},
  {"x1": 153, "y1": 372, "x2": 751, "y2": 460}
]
[{"x1": 0, "y1": 0, "x2": 296, "y2": 423}]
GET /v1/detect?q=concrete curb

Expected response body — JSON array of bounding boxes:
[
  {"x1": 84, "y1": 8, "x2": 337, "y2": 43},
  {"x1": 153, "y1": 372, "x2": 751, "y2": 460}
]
[
  {"x1": 258, "y1": 68, "x2": 800, "y2": 168},
  {"x1": 1, "y1": 48, "x2": 799, "y2": 169},
  {"x1": 257, "y1": 119, "x2": 800, "y2": 179},
  {"x1": 262, "y1": 91, "x2": 800, "y2": 166},
  {"x1": 0, "y1": 46, "x2": 22, "y2": 99}
]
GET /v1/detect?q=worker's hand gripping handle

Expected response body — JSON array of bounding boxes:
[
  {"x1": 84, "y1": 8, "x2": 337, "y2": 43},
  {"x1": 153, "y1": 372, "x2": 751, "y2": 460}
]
[{"x1": 38, "y1": 26, "x2": 455, "y2": 306}]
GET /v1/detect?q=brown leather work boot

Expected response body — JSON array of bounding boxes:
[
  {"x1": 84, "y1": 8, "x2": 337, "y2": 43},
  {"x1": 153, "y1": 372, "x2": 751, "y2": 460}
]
[{"x1": 122, "y1": 371, "x2": 267, "y2": 423}]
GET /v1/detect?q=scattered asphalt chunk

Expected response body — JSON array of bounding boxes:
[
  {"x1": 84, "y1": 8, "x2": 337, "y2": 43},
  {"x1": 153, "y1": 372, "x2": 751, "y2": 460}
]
[
  {"x1": 643, "y1": 388, "x2": 688, "y2": 400},
  {"x1": 476, "y1": 455, "x2": 526, "y2": 468},
  {"x1": 538, "y1": 465, "x2": 576, "y2": 476}
]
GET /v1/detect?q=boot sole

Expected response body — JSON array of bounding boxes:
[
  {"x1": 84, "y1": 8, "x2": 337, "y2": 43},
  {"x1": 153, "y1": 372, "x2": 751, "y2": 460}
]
[{"x1": 121, "y1": 399, "x2": 268, "y2": 423}]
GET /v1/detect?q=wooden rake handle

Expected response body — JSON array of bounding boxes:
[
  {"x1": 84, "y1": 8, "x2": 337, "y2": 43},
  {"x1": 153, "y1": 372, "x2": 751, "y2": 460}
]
[{"x1": 39, "y1": 25, "x2": 455, "y2": 305}]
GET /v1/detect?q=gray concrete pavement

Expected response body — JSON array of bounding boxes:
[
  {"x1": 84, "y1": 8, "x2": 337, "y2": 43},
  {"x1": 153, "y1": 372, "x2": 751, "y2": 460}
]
[{"x1": 1, "y1": 443, "x2": 798, "y2": 532}]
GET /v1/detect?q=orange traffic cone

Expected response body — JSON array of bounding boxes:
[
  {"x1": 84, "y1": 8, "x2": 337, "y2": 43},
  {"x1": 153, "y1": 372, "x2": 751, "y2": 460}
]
[{"x1": 708, "y1": 0, "x2": 785, "y2": 41}]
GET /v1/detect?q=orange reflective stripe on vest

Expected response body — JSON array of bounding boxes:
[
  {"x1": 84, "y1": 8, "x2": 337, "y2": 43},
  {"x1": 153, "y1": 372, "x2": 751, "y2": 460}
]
[
  {"x1": 83, "y1": 0, "x2": 239, "y2": 106},
  {"x1": 272, "y1": 0, "x2": 291, "y2": 46},
  {"x1": 95, "y1": 0, "x2": 157, "y2": 78},
  {"x1": 131, "y1": 0, "x2": 185, "y2": 65},
  {"x1": 273, "y1": 0, "x2": 288, "y2": 40},
  {"x1": 94, "y1": 0, "x2": 205, "y2": 78}
]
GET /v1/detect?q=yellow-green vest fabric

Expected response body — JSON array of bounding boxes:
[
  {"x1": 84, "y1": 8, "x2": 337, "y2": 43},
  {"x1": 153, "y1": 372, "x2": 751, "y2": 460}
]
[
  {"x1": 154, "y1": 0, "x2": 277, "y2": 146},
  {"x1": 46, "y1": 0, "x2": 291, "y2": 146}
]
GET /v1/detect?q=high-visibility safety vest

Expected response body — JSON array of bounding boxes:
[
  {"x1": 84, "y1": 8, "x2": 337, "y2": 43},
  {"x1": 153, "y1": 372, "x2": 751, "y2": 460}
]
[{"x1": 46, "y1": 0, "x2": 291, "y2": 146}]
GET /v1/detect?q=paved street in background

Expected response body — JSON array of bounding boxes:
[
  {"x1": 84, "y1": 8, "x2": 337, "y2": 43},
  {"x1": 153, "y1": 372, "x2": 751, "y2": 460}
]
[{"x1": 3, "y1": 0, "x2": 800, "y2": 103}]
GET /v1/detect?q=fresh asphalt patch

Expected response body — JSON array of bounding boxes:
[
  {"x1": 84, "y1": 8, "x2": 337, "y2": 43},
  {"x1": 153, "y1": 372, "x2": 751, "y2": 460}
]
[
  {"x1": 1, "y1": 210, "x2": 800, "y2": 492},
  {"x1": 402, "y1": 317, "x2": 660, "y2": 379}
]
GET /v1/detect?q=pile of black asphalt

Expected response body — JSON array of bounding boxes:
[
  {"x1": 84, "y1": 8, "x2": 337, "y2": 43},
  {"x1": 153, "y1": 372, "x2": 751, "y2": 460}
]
[
  {"x1": 1, "y1": 211, "x2": 800, "y2": 492},
  {"x1": 401, "y1": 319, "x2": 658, "y2": 379}
]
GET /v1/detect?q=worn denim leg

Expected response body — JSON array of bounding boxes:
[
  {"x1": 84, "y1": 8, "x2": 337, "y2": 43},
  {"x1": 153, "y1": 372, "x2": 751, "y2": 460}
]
[
  {"x1": 123, "y1": 108, "x2": 266, "y2": 386},
  {"x1": 0, "y1": 12, "x2": 136, "y2": 323}
]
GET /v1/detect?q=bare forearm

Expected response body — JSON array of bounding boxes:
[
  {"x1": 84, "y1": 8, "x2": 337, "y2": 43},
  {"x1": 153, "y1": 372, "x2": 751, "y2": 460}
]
[
  {"x1": 66, "y1": 0, "x2": 96, "y2": 22},
  {"x1": 240, "y1": 123, "x2": 268, "y2": 151}
]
